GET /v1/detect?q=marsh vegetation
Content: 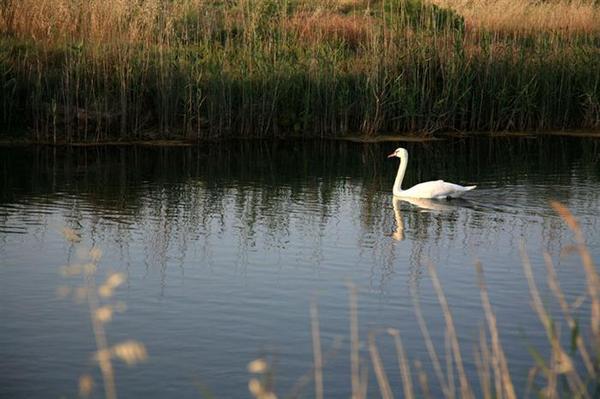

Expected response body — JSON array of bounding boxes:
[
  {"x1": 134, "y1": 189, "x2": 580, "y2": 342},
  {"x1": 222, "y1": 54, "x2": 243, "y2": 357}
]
[{"x1": 1, "y1": 0, "x2": 599, "y2": 142}]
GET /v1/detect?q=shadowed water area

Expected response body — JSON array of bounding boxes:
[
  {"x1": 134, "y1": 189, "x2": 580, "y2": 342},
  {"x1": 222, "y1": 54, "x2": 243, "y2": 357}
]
[{"x1": 0, "y1": 138, "x2": 599, "y2": 398}]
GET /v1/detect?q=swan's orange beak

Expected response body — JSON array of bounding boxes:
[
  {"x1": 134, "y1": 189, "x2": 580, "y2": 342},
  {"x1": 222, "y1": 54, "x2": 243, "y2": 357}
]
[{"x1": 387, "y1": 152, "x2": 396, "y2": 158}]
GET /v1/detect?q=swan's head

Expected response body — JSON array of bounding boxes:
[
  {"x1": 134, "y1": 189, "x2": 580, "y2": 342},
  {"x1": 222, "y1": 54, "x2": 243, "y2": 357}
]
[{"x1": 387, "y1": 147, "x2": 408, "y2": 159}]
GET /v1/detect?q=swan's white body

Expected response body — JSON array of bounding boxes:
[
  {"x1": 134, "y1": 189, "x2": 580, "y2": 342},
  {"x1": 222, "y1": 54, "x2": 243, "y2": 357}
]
[{"x1": 388, "y1": 148, "x2": 476, "y2": 199}]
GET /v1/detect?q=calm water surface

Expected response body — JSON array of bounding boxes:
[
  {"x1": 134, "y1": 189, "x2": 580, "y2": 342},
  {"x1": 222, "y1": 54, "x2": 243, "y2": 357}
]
[{"x1": 1, "y1": 138, "x2": 599, "y2": 398}]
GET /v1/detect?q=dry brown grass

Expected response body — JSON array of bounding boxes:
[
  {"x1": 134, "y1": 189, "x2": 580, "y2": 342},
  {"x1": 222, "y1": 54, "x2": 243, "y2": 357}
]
[
  {"x1": 433, "y1": 0, "x2": 600, "y2": 34},
  {"x1": 5, "y1": 0, "x2": 597, "y2": 46},
  {"x1": 286, "y1": 11, "x2": 372, "y2": 48},
  {"x1": 0, "y1": 0, "x2": 175, "y2": 45}
]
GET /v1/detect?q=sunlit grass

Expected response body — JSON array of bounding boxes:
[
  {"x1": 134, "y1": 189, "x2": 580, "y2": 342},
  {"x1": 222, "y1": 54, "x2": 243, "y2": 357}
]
[{"x1": 433, "y1": 0, "x2": 600, "y2": 34}]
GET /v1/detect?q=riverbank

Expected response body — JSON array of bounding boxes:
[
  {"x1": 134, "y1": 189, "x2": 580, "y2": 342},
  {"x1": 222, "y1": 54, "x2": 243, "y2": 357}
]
[
  {"x1": 1, "y1": 0, "x2": 600, "y2": 142},
  {"x1": 1, "y1": 130, "x2": 598, "y2": 148}
]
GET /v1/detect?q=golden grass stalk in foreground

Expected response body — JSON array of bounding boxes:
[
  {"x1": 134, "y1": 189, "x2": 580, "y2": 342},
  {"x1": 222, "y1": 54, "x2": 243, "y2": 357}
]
[
  {"x1": 59, "y1": 232, "x2": 147, "y2": 399},
  {"x1": 551, "y1": 201, "x2": 600, "y2": 343},
  {"x1": 427, "y1": 261, "x2": 474, "y2": 399},
  {"x1": 387, "y1": 328, "x2": 415, "y2": 399},
  {"x1": 411, "y1": 281, "x2": 450, "y2": 396},
  {"x1": 297, "y1": 202, "x2": 597, "y2": 398},
  {"x1": 544, "y1": 252, "x2": 595, "y2": 377},
  {"x1": 348, "y1": 282, "x2": 362, "y2": 399},
  {"x1": 247, "y1": 357, "x2": 277, "y2": 399},
  {"x1": 58, "y1": 200, "x2": 598, "y2": 398},
  {"x1": 475, "y1": 261, "x2": 516, "y2": 399},
  {"x1": 521, "y1": 243, "x2": 588, "y2": 398},
  {"x1": 310, "y1": 299, "x2": 324, "y2": 399},
  {"x1": 368, "y1": 330, "x2": 394, "y2": 399}
]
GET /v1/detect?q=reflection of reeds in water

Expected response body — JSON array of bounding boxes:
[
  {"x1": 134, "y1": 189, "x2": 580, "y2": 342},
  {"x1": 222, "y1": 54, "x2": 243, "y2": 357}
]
[{"x1": 58, "y1": 228, "x2": 147, "y2": 399}]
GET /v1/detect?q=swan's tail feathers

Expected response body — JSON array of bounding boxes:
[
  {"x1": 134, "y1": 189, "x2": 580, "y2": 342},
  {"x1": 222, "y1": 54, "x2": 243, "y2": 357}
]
[{"x1": 463, "y1": 185, "x2": 477, "y2": 191}]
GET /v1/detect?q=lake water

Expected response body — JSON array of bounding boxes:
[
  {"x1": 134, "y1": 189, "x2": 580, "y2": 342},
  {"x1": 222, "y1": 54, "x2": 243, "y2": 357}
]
[{"x1": 1, "y1": 137, "x2": 599, "y2": 398}]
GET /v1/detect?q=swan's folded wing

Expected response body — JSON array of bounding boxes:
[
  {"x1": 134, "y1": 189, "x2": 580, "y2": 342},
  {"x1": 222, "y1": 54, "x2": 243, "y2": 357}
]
[
  {"x1": 403, "y1": 180, "x2": 475, "y2": 198},
  {"x1": 430, "y1": 181, "x2": 475, "y2": 198},
  {"x1": 402, "y1": 180, "x2": 444, "y2": 198}
]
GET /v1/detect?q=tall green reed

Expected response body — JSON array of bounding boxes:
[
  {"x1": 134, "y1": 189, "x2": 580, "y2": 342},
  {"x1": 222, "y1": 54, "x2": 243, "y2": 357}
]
[{"x1": 1, "y1": 0, "x2": 599, "y2": 141}]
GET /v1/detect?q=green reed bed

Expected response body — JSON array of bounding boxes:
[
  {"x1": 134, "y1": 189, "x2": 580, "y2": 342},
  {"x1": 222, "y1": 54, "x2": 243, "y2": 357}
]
[{"x1": 1, "y1": 0, "x2": 599, "y2": 142}]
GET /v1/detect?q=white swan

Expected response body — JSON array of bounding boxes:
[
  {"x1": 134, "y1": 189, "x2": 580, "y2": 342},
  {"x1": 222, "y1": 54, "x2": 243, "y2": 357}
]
[{"x1": 388, "y1": 147, "x2": 476, "y2": 199}]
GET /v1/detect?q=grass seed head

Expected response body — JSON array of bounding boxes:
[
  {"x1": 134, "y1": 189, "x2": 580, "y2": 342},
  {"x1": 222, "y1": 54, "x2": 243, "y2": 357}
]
[
  {"x1": 112, "y1": 340, "x2": 148, "y2": 366},
  {"x1": 95, "y1": 306, "x2": 113, "y2": 323},
  {"x1": 248, "y1": 358, "x2": 268, "y2": 373},
  {"x1": 78, "y1": 374, "x2": 94, "y2": 397}
]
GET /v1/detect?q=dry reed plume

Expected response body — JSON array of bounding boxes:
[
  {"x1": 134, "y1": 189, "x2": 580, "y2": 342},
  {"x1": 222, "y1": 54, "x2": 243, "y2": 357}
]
[
  {"x1": 58, "y1": 228, "x2": 147, "y2": 399},
  {"x1": 291, "y1": 201, "x2": 598, "y2": 398}
]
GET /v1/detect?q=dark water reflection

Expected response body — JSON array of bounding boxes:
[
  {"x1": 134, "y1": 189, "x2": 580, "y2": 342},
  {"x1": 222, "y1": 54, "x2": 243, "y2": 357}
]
[{"x1": 0, "y1": 138, "x2": 599, "y2": 398}]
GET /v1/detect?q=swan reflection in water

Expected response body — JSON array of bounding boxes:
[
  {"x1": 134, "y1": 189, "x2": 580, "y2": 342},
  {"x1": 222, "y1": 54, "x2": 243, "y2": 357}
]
[{"x1": 390, "y1": 196, "x2": 474, "y2": 241}]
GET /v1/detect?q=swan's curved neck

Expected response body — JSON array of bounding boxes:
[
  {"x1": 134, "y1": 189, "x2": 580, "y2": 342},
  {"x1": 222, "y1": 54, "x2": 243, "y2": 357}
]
[{"x1": 393, "y1": 155, "x2": 407, "y2": 196}]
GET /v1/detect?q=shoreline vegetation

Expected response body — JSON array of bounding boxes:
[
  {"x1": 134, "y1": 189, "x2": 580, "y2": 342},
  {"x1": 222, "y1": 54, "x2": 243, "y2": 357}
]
[
  {"x1": 1, "y1": 0, "x2": 600, "y2": 142},
  {"x1": 0, "y1": 130, "x2": 598, "y2": 148}
]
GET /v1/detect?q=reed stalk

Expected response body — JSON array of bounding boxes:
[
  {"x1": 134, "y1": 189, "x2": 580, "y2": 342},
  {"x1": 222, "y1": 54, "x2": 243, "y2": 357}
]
[
  {"x1": 1, "y1": 0, "x2": 598, "y2": 141},
  {"x1": 310, "y1": 300, "x2": 324, "y2": 399}
]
